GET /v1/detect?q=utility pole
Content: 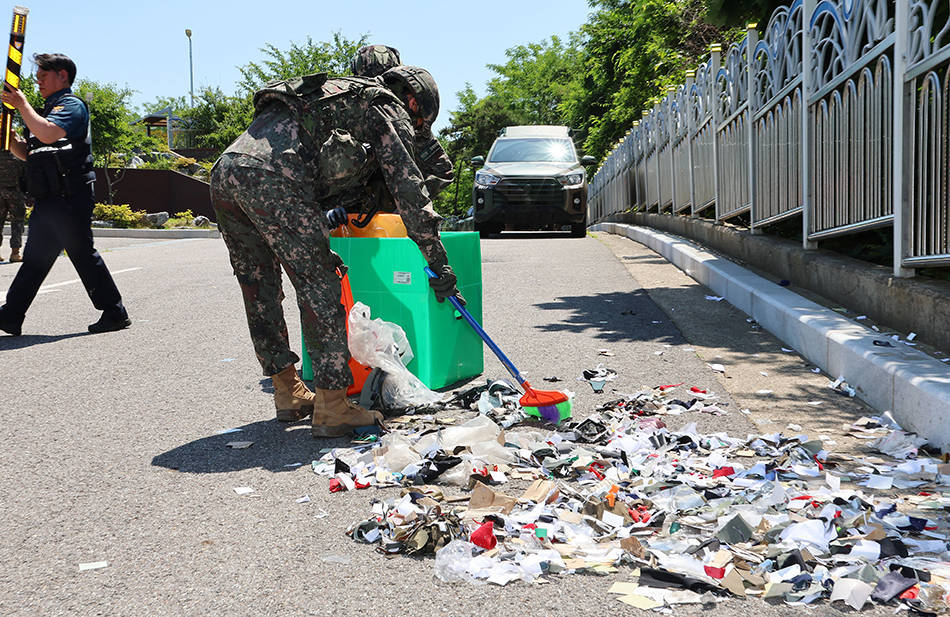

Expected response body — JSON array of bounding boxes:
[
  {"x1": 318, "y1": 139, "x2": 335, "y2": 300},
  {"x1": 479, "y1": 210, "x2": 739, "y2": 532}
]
[{"x1": 185, "y1": 28, "x2": 194, "y2": 107}]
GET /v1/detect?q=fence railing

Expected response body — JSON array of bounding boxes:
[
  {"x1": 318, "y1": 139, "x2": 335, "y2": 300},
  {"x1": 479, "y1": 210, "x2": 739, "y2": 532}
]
[{"x1": 589, "y1": 0, "x2": 950, "y2": 276}]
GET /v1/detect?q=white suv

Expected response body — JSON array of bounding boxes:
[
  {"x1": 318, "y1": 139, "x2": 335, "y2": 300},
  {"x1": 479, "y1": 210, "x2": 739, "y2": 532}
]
[{"x1": 470, "y1": 125, "x2": 595, "y2": 237}]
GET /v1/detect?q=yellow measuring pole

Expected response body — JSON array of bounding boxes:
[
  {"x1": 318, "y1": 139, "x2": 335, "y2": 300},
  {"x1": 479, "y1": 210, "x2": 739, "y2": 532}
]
[{"x1": 1, "y1": 6, "x2": 28, "y2": 151}]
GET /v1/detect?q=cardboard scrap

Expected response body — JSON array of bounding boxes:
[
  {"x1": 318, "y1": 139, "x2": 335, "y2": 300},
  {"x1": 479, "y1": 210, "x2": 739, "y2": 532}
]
[
  {"x1": 466, "y1": 482, "x2": 517, "y2": 514},
  {"x1": 520, "y1": 479, "x2": 557, "y2": 504}
]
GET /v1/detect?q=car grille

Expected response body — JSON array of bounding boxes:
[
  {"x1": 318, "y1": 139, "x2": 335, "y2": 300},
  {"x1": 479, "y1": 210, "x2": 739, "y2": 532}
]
[{"x1": 494, "y1": 178, "x2": 563, "y2": 207}]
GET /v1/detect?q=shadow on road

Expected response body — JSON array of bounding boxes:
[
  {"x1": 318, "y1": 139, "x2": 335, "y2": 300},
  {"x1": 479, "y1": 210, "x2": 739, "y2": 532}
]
[
  {"x1": 482, "y1": 231, "x2": 579, "y2": 240},
  {"x1": 532, "y1": 290, "x2": 683, "y2": 344},
  {"x1": 0, "y1": 331, "x2": 92, "y2": 349},
  {"x1": 151, "y1": 418, "x2": 354, "y2": 474}
]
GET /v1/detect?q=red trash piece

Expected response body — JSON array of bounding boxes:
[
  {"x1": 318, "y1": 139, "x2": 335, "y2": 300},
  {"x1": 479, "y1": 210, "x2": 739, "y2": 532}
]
[
  {"x1": 690, "y1": 386, "x2": 708, "y2": 394},
  {"x1": 658, "y1": 383, "x2": 683, "y2": 391},
  {"x1": 470, "y1": 521, "x2": 497, "y2": 550},
  {"x1": 899, "y1": 586, "x2": 920, "y2": 600},
  {"x1": 704, "y1": 565, "x2": 726, "y2": 579},
  {"x1": 329, "y1": 478, "x2": 343, "y2": 493},
  {"x1": 354, "y1": 479, "x2": 370, "y2": 489},
  {"x1": 712, "y1": 467, "x2": 735, "y2": 478}
]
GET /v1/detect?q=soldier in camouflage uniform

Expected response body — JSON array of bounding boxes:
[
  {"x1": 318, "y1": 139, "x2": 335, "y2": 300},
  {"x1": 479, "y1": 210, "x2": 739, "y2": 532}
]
[
  {"x1": 350, "y1": 44, "x2": 401, "y2": 78},
  {"x1": 0, "y1": 150, "x2": 26, "y2": 263},
  {"x1": 210, "y1": 67, "x2": 464, "y2": 438},
  {"x1": 335, "y1": 46, "x2": 454, "y2": 227}
]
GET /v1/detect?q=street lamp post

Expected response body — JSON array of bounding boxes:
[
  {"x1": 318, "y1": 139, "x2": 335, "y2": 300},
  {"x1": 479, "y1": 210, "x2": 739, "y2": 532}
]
[{"x1": 185, "y1": 28, "x2": 194, "y2": 107}]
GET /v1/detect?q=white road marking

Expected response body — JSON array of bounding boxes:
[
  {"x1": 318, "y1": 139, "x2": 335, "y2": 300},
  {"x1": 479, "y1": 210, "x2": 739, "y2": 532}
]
[{"x1": 2, "y1": 267, "x2": 142, "y2": 296}]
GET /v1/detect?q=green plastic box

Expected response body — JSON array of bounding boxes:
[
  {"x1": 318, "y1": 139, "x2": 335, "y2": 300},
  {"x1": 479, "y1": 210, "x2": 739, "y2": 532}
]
[{"x1": 302, "y1": 232, "x2": 483, "y2": 389}]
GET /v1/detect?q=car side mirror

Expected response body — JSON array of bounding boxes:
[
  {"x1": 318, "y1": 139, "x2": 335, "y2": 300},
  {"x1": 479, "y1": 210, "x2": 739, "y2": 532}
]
[
  {"x1": 470, "y1": 155, "x2": 485, "y2": 167},
  {"x1": 580, "y1": 155, "x2": 596, "y2": 166}
]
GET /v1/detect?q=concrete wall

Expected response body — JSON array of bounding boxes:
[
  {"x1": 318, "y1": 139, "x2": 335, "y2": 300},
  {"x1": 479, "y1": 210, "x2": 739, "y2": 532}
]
[{"x1": 607, "y1": 212, "x2": 950, "y2": 355}]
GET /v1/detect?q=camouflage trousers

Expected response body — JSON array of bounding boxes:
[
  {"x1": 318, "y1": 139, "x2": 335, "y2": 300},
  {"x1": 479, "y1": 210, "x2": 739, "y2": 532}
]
[
  {"x1": 210, "y1": 154, "x2": 351, "y2": 389},
  {"x1": 0, "y1": 187, "x2": 26, "y2": 250}
]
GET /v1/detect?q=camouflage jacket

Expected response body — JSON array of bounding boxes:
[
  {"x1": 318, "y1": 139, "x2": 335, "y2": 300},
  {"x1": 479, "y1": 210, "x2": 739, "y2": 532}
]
[
  {"x1": 224, "y1": 76, "x2": 447, "y2": 265},
  {"x1": 0, "y1": 150, "x2": 24, "y2": 190},
  {"x1": 416, "y1": 133, "x2": 454, "y2": 198}
]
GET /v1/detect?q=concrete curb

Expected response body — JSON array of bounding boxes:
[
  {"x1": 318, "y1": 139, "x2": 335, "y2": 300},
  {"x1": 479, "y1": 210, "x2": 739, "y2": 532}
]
[
  {"x1": 592, "y1": 222, "x2": 950, "y2": 448},
  {"x1": 3, "y1": 224, "x2": 219, "y2": 240}
]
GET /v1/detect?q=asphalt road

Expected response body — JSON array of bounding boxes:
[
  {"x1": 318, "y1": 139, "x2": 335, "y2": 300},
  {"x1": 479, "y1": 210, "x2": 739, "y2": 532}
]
[{"x1": 0, "y1": 230, "x2": 881, "y2": 616}]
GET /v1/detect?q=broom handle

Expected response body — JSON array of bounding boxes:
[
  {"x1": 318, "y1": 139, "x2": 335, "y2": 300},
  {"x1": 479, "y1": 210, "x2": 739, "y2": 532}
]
[{"x1": 424, "y1": 266, "x2": 527, "y2": 387}]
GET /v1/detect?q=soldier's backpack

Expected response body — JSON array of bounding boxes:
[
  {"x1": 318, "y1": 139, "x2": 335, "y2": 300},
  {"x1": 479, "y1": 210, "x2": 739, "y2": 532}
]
[{"x1": 252, "y1": 73, "x2": 402, "y2": 195}]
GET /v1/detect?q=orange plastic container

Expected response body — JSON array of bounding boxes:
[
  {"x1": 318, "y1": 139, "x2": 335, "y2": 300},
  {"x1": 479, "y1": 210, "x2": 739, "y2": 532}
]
[
  {"x1": 330, "y1": 213, "x2": 407, "y2": 238},
  {"x1": 301, "y1": 269, "x2": 372, "y2": 396}
]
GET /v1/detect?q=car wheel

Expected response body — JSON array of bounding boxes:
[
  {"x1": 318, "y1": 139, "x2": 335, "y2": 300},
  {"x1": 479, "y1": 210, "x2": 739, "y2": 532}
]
[{"x1": 570, "y1": 221, "x2": 587, "y2": 238}]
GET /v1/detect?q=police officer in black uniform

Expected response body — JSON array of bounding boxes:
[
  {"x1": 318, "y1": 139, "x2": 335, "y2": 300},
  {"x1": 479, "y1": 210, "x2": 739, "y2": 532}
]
[{"x1": 0, "y1": 53, "x2": 129, "y2": 336}]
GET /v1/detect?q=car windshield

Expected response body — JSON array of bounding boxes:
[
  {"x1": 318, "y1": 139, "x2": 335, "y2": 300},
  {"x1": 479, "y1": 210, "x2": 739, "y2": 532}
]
[{"x1": 488, "y1": 138, "x2": 576, "y2": 163}]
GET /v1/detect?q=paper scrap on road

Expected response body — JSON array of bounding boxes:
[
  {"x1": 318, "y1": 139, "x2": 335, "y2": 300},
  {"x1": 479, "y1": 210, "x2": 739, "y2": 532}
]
[
  {"x1": 78, "y1": 561, "x2": 108, "y2": 571},
  {"x1": 226, "y1": 441, "x2": 253, "y2": 449},
  {"x1": 707, "y1": 363, "x2": 725, "y2": 373},
  {"x1": 215, "y1": 428, "x2": 242, "y2": 435},
  {"x1": 233, "y1": 486, "x2": 254, "y2": 495},
  {"x1": 296, "y1": 495, "x2": 311, "y2": 503},
  {"x1": 298, "y1": 371, "x2": 950, "y2": 614}
]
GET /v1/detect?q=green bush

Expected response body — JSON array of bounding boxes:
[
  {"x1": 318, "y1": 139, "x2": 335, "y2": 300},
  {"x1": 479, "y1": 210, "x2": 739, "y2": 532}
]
[
  {"x1": 92, "y1": 202, "x2": 149, "y2": 228},
  {"x1": 165, "y1": 209, "x2": 195, "y2": 227}
]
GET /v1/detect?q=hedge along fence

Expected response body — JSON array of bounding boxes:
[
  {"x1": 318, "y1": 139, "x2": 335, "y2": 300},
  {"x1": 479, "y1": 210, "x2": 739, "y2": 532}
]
[{"x1": 589, "y1": 0, "x2": 950, "y2": 278}]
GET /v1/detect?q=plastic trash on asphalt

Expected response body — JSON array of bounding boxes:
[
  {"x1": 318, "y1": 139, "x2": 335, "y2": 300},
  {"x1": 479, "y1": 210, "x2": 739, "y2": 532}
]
[
  {"x1": 312, "y1": 377, "x2": 950, "y2": 612},
  {"x1": 347, "y1": 301, "x2": 442, "y2": 409}
]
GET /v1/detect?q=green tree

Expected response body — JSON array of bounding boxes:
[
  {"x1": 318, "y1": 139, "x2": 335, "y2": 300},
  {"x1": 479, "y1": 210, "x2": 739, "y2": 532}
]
[
  {"x1": 237, "y1": 31, "x2": 368, "y2": 93},
  {"x1": 704, "y1": 0, "x2": 787, "y2": 26},
  {"x1": 485, "y1": 35, "x2": 582, "y2": 126},
  {"x1": 70, "y1": 80, "x2": 160, "y2": 202},
  {"x1": 564, "y1": 0, "x2": 731, "y2": 163},
  {"x1": 144, "y1": 88, "x2": 253, "y2": 153},
  {"x1": 435, "y1": 85, "x2": 529, "y2": 217}
]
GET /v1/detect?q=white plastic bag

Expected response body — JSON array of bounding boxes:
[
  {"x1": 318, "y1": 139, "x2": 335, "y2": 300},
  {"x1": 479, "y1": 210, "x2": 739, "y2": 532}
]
[{"x1": 347, "y1": 302, "x2": 442, "y2": 408}]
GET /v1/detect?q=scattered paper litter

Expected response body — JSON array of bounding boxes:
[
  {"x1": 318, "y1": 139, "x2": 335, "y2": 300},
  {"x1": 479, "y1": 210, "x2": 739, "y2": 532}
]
[
  {"x1": 707, "y1": 363, "x2": 725, "y2": 373},
  {"x1": 78, "y1": 561, "x2": 108, "y2": 571},
  {"x1": 233, "y1": 486, "x2": 254, "y2": 495},
  {"x1": 705, "y1": 295, "x2": 724, "y2": 302},
  {"x1": 296, "y1": 495, "x2": 311, "y2": 503},
  {"x1": 226, "y1": 441, "x2": 253, "y2": 449},
  {"x1": 311, "y1": 379, "x2": 950, "y2": 614},
  {"x1": 215, "y1": 428, "x2": 242, "y2": 435}
]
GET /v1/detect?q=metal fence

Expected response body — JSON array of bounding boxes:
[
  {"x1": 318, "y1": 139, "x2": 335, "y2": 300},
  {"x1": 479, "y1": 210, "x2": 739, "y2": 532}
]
[{"x1": 589, "y1": 0, "x2": 950, "y2": 276}]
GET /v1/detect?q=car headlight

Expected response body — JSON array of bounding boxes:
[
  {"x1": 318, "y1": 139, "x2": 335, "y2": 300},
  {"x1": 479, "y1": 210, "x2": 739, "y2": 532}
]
[
  {"x1": 474, "y1": 170, "x2": 500, "y2": 187},
  {"x1": 558, "y1": 172, "x2": 584, "y2": 187}
]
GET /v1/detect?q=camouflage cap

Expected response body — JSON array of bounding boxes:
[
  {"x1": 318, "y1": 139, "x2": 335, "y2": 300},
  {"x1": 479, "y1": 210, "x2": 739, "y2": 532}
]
[
  {"x1": 381, "y1": 65, "x2": 440, "y2": 131},
  {"x1": 350, "y1": 44, "x2": 401, "y2": 78}
]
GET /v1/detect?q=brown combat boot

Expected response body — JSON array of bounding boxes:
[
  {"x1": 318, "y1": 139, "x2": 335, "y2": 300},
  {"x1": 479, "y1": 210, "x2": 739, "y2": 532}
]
[
  {"x1": 271, "y1": 366, "x2": 315, "y2": 422},
  {"x1": 8, "y1": 248, "x2": 21, "y2": 262},
  {"x1": 311, "y1": 388, "x2": 384, "y2": 438}
]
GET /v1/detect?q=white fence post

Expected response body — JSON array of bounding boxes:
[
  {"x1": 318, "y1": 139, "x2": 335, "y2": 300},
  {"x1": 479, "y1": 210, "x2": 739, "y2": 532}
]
[
  {"x1": 746, "y1": 23, "x2": 760, "y2": 232},
  {"x1": 892, "y1": 0, "x2": 914, "y2": 277},
  {"x1": 685, "y1": 70, "x2": 698, "y2": 216},
  {"x1": 709, "y1": 45, "x2": 723, "y2": 223},
  {"x1": 667, "y1": 87, "x2": 678, "y2": 213},
  {"x1": 800, "y1": 0, "x2": 816, "y2": 249}
]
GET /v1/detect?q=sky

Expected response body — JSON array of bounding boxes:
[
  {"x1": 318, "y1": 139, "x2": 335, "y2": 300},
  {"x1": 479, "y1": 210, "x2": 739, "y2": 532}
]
[{"x1": 14, "y1": 0, "x2": 593, "y2": 132}]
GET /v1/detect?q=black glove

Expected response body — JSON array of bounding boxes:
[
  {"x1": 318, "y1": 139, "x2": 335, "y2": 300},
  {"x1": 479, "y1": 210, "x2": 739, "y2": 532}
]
[
  {"x1": 326, "y1": 206, "x2": 348, "y2": 229},
  {"x1": 428, "y1": 263, "x2": 466, "y2": 305}
]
